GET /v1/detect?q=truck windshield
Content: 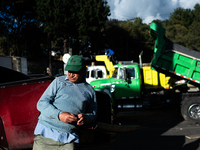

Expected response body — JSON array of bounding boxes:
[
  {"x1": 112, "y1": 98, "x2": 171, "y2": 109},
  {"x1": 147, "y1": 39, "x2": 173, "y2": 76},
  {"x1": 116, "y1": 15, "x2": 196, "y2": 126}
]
[
  {"x1": 119, "y1": 68, "x2": 125, "y2": 79},
  {"x1": 112, "y1": 68, "x2": 118, "y2": 78},
  {"x1": 112, "y1": 68, "x2": 135, "y2": 79}
]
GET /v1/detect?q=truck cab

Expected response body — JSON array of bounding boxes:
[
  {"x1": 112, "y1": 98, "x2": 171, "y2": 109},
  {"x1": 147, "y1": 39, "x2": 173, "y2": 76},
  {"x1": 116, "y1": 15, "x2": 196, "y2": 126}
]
[
  {"x1": 90, "y1": 62, "x2": 142, "y2": 111},
  {"x1": 111, "y1": 63, "x2": 141, "y2": 99},
  {"x1": 86, "y1": 65, "x2": 108, "y2": 83}
]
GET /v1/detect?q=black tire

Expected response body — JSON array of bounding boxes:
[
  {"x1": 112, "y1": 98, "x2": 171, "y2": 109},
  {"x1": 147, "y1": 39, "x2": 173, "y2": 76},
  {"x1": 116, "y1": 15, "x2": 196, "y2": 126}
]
[
  {"x1": 95, "y1": 91, "x2": 112, "y2": 124},
  {"x1": 181, "y1": 96, "x2": 200, "y2": 124},
  {"x1": 111, "y1": 98, "x2": 118, "y2": 115}
]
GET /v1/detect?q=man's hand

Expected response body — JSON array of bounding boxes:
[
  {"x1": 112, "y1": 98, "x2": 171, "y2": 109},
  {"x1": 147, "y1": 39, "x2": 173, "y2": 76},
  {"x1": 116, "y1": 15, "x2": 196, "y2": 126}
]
[
  {"x1": 77, "y1": 113, "x2": 87, "y2": 126},
  {"x1": 59, "y1": 112, "x2": 78, "y2": 123}
]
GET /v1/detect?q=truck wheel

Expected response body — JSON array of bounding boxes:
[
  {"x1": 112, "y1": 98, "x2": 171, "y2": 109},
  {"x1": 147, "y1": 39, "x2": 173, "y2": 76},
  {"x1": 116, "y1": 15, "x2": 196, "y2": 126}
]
[
  {"x1": 95, "y1": 91, "x2": 112, "y2": 124},
  {"x1": 181, "y1": 97, "x2": 200, "y2": 124},
  {"x1": 112, "y1": 100, "x2": 118, "y2": 115}
]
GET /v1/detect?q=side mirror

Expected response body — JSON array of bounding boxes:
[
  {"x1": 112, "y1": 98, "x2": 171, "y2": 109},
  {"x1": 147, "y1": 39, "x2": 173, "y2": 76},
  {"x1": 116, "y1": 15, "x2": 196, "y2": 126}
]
[{"x1": 125, "y1": 77, "x2": 130, "y2": 82}]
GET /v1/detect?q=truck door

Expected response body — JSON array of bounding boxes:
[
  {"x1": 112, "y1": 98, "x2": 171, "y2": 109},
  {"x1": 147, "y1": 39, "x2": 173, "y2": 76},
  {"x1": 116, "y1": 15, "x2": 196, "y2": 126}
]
[{"x1": 114, "y1": 67, "x2": 140, "y2": 99}]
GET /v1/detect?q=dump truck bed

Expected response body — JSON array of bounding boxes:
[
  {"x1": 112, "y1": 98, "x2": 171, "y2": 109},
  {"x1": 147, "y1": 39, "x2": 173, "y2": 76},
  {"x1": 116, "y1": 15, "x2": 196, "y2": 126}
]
[
  {"x1": 142, "y1": 66, "x2": 171, "y2": 89},
  {"x1": 149, "y1": 22, "x2": 200, "y2": 86}
]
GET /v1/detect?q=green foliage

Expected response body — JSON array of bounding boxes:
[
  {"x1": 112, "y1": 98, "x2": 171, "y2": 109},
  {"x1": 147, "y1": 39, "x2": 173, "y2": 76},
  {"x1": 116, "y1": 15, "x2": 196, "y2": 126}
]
[
  {"x1": 74, "y1": 0, "x2": 110, "y2": 38},
  {"x1": 35, "y1": 0, "x2": 110, "y2": 55},
  {"x1": 0, "y1": 0, "x2": 40, "y2": 57},
  {"x1": 1, "y1": 0, "x2": 200, "y2": 63},
  {"x1": 187, "y1": 21, "x2": 200, "y2": 50},
  {"x1": 0, "y1": 37, "x2": 7, "y2": 55},
  {"x1": 193, "y1": 4, "x2": 200, "y2": 22},
  {"x1": 72, "y1": 0, "x2": 110, "y2": 54},
  {"x1": 105, "y1": 18, "x2": 154, "y2": 62},
  {"x1": 162, "y1": 3, "x2": 200, "y2": 52},
  {"x1": 36, "y1": 0, "x2": 74, "y2": 38},
  {"x1": 169, "y1": 8, "x2": 194, "y2": 29},
  {"x1": 165, "y1": 24, "x2": 188, "y2": 46},
  {"x1": 20, "y1": 24, "x2": 47, "y2": 60}
]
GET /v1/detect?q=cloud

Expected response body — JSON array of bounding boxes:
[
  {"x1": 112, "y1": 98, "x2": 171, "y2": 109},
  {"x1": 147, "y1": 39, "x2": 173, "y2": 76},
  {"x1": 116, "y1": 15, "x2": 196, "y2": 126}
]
[{"x1": 106, "y1": 0, "x2": 199, "y2": 24}]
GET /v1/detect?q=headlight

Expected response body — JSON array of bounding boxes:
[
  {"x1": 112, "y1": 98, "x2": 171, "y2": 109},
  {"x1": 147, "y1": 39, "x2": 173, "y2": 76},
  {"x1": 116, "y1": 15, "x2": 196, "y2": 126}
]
[{"x1": 110, "y1": 83, "x2": 115, "y2": 93}]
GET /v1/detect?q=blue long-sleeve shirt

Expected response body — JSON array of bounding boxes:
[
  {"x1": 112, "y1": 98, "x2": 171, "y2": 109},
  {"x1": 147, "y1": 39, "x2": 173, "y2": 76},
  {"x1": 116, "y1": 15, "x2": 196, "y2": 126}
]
[{"x1": 34, "y1": 75, "x2": 97, "y2": 143}]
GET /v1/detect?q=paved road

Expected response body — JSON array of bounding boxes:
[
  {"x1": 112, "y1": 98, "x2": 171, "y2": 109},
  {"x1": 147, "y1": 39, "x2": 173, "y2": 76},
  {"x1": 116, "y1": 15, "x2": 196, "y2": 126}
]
[
  {"x1": 25, "y1": 105, "x2": 200, "y2": 150},
  {"x1": 82, "y1": 105, "x2": 200, "y2": 150}
]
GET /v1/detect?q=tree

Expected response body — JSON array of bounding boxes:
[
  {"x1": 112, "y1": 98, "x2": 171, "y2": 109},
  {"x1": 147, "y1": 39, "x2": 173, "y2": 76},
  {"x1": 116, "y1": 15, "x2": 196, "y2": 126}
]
[
  {"x1": 187, "y1": 21, "x2": 200, "y2": 51},
  {"x1": 104, "y1": 18, "x2": 154, "y2": 62},
  {"x1": 35, "y1": 0, "x2": 110, "y2": 50},
  {"x1": 0, "y1": 0, "x2": 13, "y2": 55},
  {"x1": 0, "y1": 0, "x2": 39, "y2": 57},
  {"x1": 35, "y1": 0, "x2": 110, "y2": 72},
  {"x1": 163, "y1": 4, "x2": 200, "y2": 52},
  {"x1": 169, "y1": 7, "x2": 194, "y2": 29},
  {"x1": 193, "y1": 3, "x2": 200, "y2": 22}
]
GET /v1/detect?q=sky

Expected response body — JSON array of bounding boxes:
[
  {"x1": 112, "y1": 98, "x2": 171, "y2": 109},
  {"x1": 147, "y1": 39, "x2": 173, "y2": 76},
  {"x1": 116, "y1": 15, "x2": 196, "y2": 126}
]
[{"x1": 106, "y1": 0, "x2": 200, "y2": 24}]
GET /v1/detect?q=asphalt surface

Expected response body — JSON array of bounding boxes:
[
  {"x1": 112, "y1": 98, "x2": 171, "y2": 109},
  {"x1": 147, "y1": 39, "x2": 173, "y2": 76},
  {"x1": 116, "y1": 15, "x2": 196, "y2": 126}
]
[
  {"x1": 25, "y1": 103, "x2": 200, "y2": 150},
  {"x1": 82, "y1": 104, "x2": 200, "y2": 150}
]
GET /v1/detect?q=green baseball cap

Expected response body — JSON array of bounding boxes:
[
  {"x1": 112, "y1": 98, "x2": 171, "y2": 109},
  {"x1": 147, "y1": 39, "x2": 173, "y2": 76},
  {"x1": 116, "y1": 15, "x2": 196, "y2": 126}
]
[{"x1": 65, "y1": 55, "x2": 86, "y2": 71}]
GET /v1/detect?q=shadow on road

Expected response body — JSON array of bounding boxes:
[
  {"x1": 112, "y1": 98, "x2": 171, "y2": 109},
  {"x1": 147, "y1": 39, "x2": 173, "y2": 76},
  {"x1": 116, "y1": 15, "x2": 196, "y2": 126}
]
[
  {"x1": 88, "y1": 132, "x2": 200, "y2": 150},
  {"x1": 82, "y1": 105, "x2": 200, "y2": 150}
]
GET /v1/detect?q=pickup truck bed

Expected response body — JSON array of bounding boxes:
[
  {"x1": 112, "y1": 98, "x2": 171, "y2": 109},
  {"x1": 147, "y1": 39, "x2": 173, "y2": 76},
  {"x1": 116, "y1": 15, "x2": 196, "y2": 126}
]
[{"x1": 0, "y1": 66, "x2": 117, "y2": 150}]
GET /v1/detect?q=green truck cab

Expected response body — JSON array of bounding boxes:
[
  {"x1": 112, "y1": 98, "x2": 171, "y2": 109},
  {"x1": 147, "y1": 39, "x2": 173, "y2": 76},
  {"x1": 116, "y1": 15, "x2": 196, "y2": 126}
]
[
  {"x1": 90, "y1": 56, "x2": 174, "y2": 113},
  {"x1": 90, "y1": 61, "x2": 144, "y2": 113},
  {"x1": 111, "y1": 63, "x2": 141, "y2": 99},
  {"x1": 91, "y1": 62, "x2": 141, "y2": 98},
  {"x1": 90, "y1": 52, "x2": 173, "y2": 112}
]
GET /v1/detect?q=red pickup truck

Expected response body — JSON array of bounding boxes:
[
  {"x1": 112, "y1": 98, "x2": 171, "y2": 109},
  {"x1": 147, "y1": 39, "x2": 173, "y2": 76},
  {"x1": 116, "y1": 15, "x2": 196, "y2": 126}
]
[{"x1": 0, "y1": 66, "x2": 115, "y2": 150}]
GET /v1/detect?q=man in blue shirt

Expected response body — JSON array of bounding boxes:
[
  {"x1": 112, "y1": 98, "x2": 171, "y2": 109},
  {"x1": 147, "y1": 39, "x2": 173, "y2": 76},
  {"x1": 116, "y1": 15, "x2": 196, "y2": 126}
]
[{"x1": 33, "y1": 55, "x2": 97, "y2": 150}]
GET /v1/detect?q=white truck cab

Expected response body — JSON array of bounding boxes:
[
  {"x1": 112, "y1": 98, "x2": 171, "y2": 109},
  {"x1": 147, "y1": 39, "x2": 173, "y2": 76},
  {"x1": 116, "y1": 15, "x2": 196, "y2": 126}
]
[{"x1": 86, "y1": 64, "x2": 108, "y2": 83}]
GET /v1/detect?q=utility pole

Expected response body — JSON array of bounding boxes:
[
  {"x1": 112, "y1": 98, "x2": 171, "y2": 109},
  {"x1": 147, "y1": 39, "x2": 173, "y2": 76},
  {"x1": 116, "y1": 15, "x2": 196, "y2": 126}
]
[
  {"x1": 68, "y1": 37, "x2": 72, "y2": 56},
  {"x1": 7, "y1": 21, "x2": 10, "y2": 56},
  {"x1": 63, "y1": 39, "x2": 67, "y2": 54},
  {"x1": 48, "y1": 32, "x2": 52, "y2": 76}
]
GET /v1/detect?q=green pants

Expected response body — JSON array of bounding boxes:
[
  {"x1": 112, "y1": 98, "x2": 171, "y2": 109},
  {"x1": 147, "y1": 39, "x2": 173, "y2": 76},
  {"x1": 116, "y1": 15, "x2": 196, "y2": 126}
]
[{"x1": 33, "y1": 135, "x2": 78, "y2": 150}]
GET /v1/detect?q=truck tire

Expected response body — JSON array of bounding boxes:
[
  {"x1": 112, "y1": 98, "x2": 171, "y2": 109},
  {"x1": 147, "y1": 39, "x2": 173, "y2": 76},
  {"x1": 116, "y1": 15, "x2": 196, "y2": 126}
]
[
  {"x1": 181, "y1": 97, "x2": 200, "y2": 124},
  {"x1": 95, "y1": 91, "x2": 112, "y2": 124},
  {"x1": 112, "y1": 99, "x2": 119, "y2": 115}
]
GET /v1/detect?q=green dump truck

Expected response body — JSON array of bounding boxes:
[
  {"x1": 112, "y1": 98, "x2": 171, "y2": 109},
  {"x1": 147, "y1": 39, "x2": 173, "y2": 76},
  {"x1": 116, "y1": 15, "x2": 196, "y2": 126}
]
[
  {"x1": 90, "y1": 22, "x2": 200, "y2": 124},
  {"x1": 149, "y1": 22, "x2": 200, "y2": 124},
  {"x1": 90, "y1": 57, "x2": 178, "y2": 112}
]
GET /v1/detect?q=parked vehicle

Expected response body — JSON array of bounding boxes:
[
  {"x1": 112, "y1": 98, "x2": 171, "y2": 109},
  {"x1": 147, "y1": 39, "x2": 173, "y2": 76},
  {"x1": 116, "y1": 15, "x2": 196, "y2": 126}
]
[
  {"x1": 86, "y1": 63, "x2": 108, "y2": 83},
  {"x1": 90, "y1": 58, "x2": 174, "y2": 112},
  {"x1": 0, "y1": 66, "x2": 53, "y2": 150},
  {"x1": 149, "y1": 22, "x2": 200, "y2": 124},
  {"x1": 0, "y1": 66, "x2": 139, "y2": 150},
  {"x1": 90, "y1": 22, "x2": 200, "y2": 124},
  {"x1": 95, "y1": 55, "x2": 115, "y2": 77}
]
